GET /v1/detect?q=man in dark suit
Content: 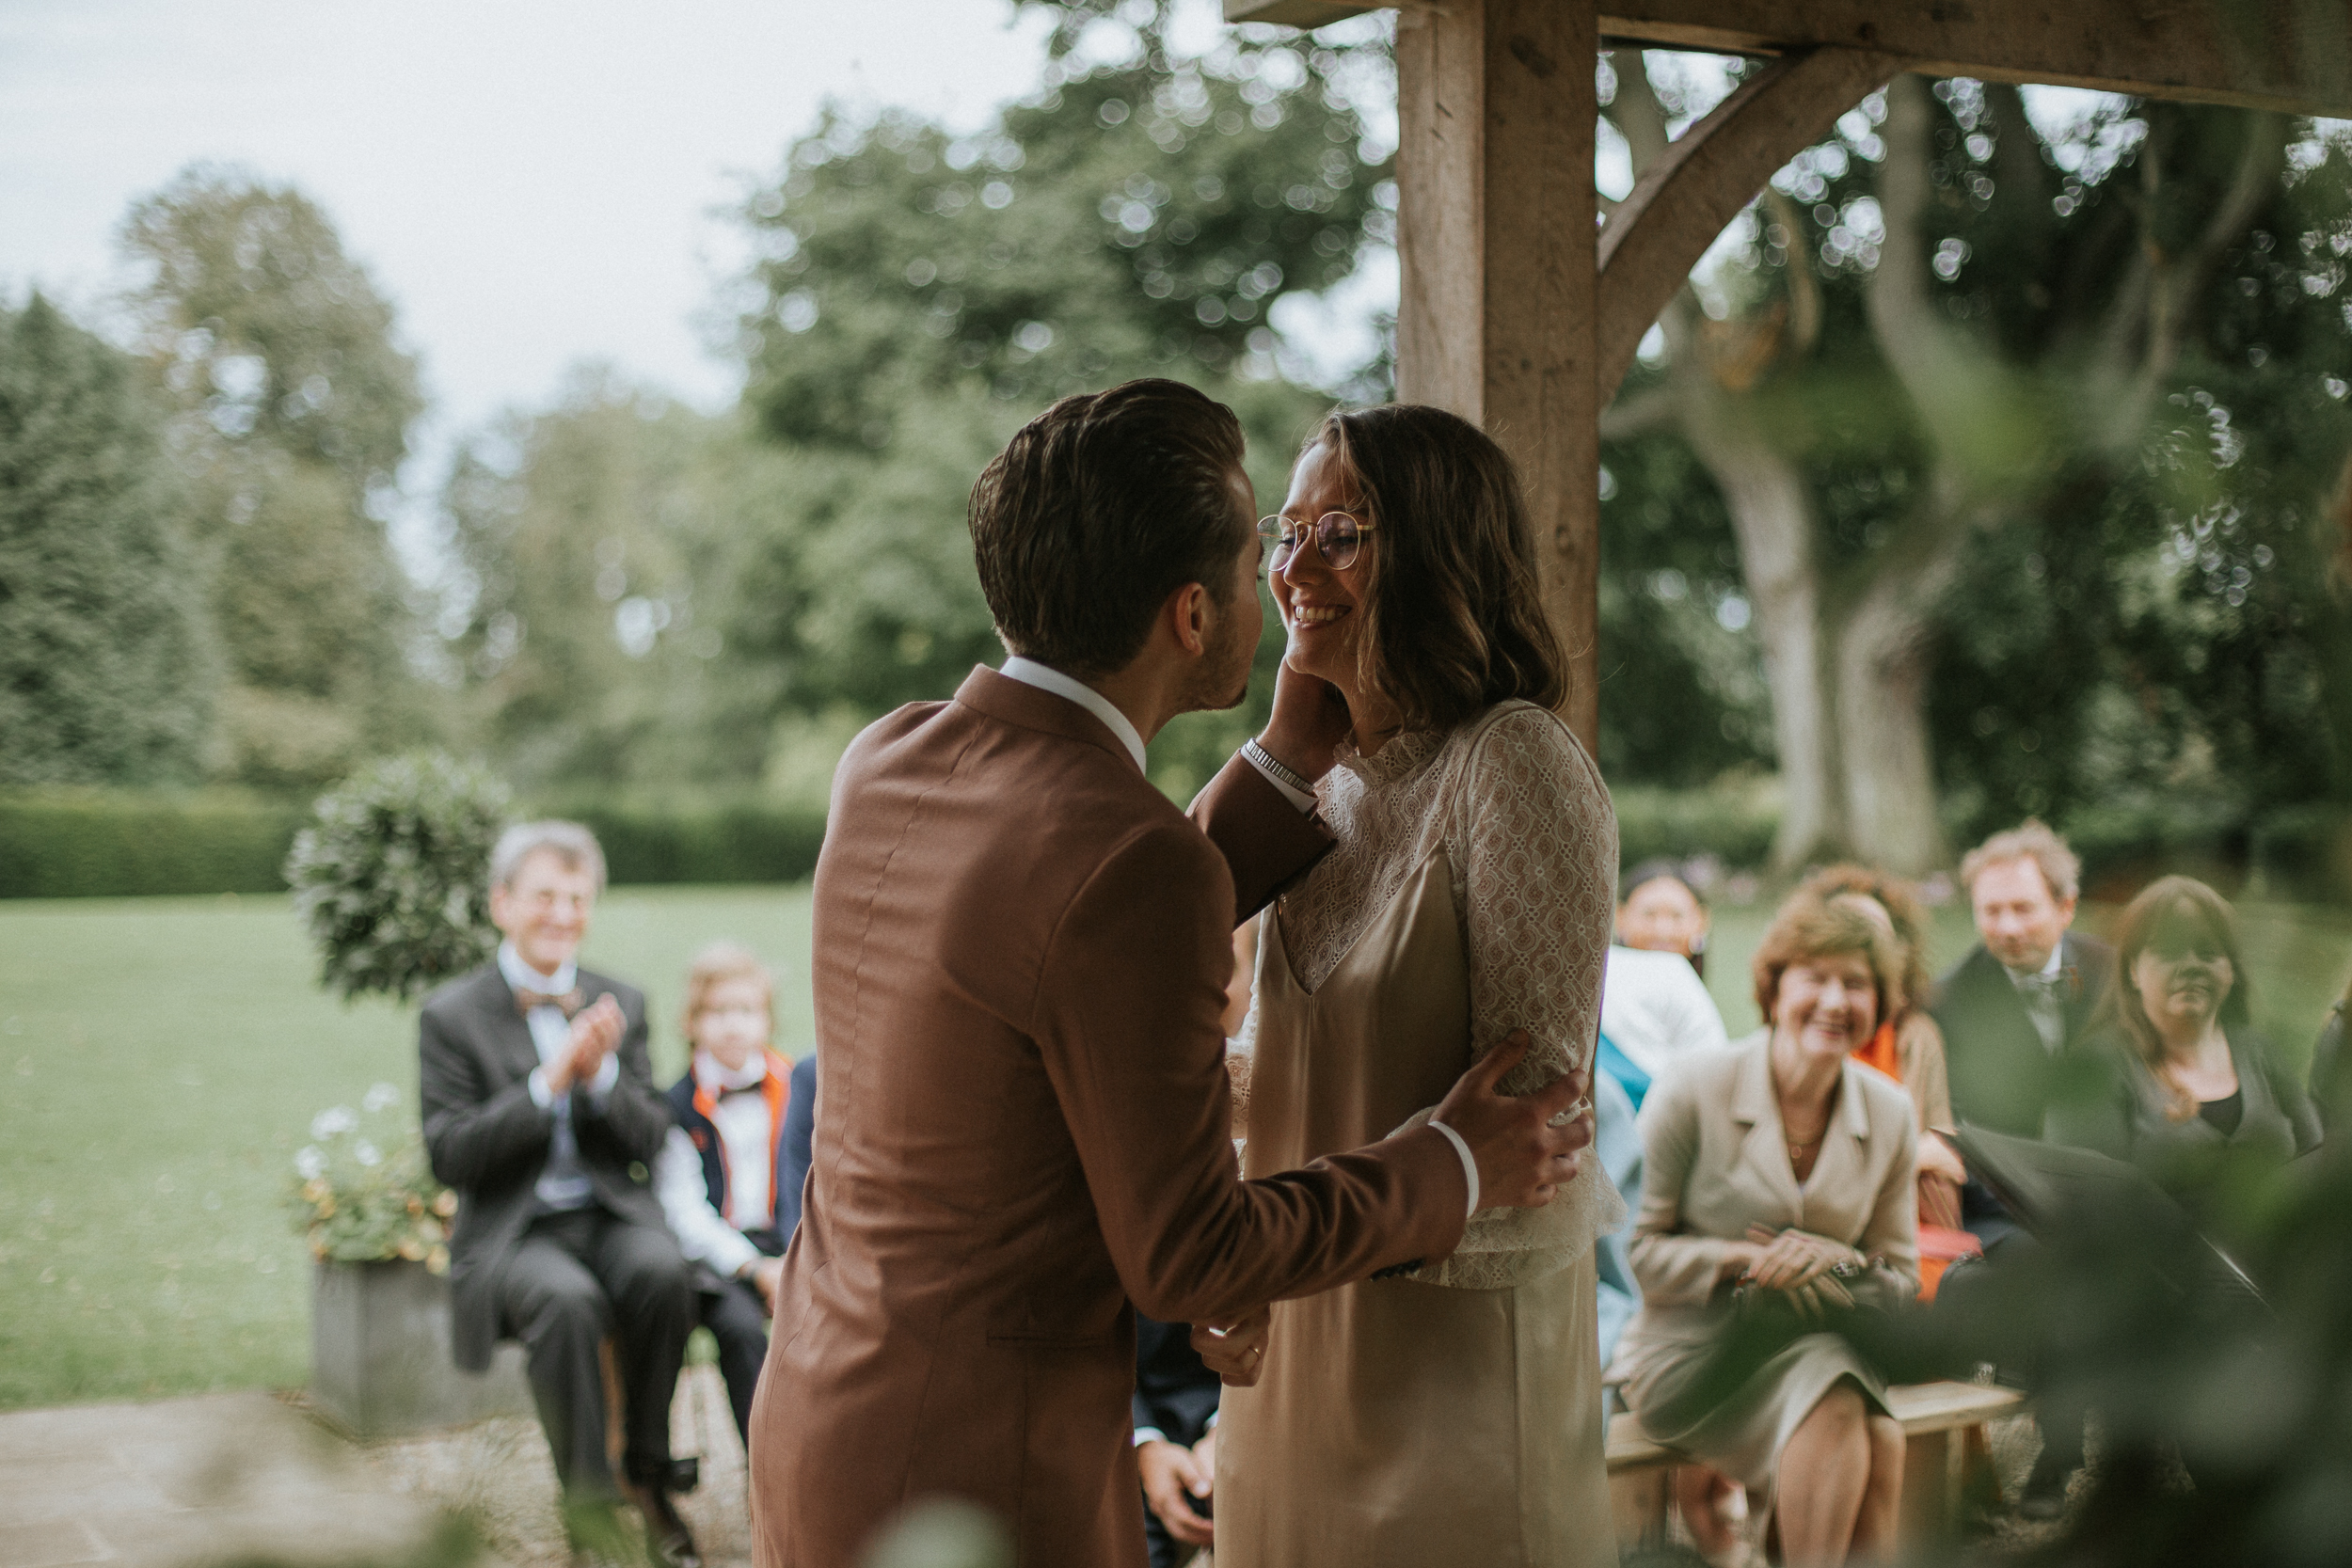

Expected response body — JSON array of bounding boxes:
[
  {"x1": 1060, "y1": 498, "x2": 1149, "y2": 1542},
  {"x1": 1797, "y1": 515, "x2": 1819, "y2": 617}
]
[
  {"x1": 1931, "y1": 818, "x2": 2114, "y2": 1159},
  {"x1": 420, "y1": 821, "x2": 698, "y2": 1566},
  {"x1": 1929, "y1": 817, "x2": 2112, "y2": 1519},
  {"x1": 1132, "y1": 1315, "x2": 1222, "y2": 1568}
]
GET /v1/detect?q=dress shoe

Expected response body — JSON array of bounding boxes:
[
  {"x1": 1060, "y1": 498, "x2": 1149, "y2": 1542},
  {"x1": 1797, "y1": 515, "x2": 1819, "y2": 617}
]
[{"x1": 623, "y1": 1480, "x2": 703, "y2": 1568}]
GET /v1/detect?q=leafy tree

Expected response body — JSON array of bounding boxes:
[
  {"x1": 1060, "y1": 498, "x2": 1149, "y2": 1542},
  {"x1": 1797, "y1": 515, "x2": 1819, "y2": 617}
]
[
  {"x1": 1602, "y1": 61, "x2": 2352, "y2": 869},
  {"x1": 120, "y1": 165, "x2": 432, "y2": 787},
  {"x1": 0, "y1": 294, "x2": 217, "y2": 785},
  {"x1": 637, "y1": 30, "x2": 1386, "y2": 800},
  {"x1": 737, "y1": 36, "x2": 1386, "y2": 453}
]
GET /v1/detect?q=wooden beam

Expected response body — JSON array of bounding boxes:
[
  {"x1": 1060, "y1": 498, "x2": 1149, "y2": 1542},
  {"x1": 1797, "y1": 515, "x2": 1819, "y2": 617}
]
[
  {"x1": 1596, "y1": 46, "x2": 1896, "y2": 403},
  {"x1": 1227, "y1": 0, "x2": 2352, "y2": 118},
  {"x1": 1395, "y1": 0, "x2": 1602, "y2": 750}
]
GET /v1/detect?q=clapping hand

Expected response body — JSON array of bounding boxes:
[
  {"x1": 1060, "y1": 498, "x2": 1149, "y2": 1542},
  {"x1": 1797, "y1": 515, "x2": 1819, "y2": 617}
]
[{"x1": 548, "y1": 993, "x2": 625, "y2": 1094}]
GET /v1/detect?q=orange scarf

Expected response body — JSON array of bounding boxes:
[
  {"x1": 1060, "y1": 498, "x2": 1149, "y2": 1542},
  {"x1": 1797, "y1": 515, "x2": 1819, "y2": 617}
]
[{"x1": 1851, "y1": 1019, "x2": 1901, "y2": 1083}]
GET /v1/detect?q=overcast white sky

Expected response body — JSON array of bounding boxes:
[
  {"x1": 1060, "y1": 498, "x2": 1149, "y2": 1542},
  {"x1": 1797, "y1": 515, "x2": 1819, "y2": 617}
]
[{"x1": 0, "y1": 0, "x2": 1069, "y2": 480}]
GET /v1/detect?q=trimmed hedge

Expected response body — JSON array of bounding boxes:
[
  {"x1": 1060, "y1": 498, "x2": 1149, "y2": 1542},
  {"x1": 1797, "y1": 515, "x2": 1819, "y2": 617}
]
[
  {"x1": 6, "y1": 782, "x2": 2344, "y2": 904},
  {"x1": 1610, "y1": 783, "x2": 1782, "y2": 874},
  {"x1": 0, "y1": 788, "x2": 831, "y2": 898},
  {"x1": 546, "y1": 799, "x2": 829, "y2": 888},
  {"x1": 0, "y1": 791, "x2": 310, "y2": 897}
]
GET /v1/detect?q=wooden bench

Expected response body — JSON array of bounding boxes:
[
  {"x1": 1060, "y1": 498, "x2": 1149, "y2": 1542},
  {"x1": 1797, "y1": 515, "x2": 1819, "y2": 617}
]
[{"x1": 1607, "y1": 1380, "x2": 2026, "y2": 1549}]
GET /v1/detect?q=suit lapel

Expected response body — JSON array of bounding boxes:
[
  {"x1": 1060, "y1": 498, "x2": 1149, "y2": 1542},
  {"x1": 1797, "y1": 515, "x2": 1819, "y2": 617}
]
[
  {"x1": 1963, "y1": 947, "x2": 2035, "y2": 1040},
  {"x1": 1730, "y1": 1038, "x2": 1804, "y2": 1223},
  {"x1": 2058, "y1": 934, "x2": 2102, "y2": 1040},
  {"x1": 1801, "y1": 1061, "x2": 1875, "y2": 1234},
  {"x1": 471, "y1": 968, "x2": 544, "y2": 1082}
]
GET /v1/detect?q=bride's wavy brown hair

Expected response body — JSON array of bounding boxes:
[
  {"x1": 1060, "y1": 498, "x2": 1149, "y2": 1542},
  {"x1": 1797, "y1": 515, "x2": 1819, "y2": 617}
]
[{"x1": 1312, "y1": 404, "x2": 1565, "y2": 729}]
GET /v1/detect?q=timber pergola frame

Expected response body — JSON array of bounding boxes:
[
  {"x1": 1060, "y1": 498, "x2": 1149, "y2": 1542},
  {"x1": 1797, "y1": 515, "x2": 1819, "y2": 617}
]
[{"x1": 1226, "y1": 0, "x2": 2352, "y2": 751}]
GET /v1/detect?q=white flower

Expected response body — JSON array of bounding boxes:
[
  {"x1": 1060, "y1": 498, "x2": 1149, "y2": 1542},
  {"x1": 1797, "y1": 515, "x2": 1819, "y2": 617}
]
[
  {"x1": 354, "y1": 1141, "x2": 381, "y2": 1168},
  {"x1": 362, "y1": 1083, "x2": 400, "y2": 1113},
  {"x1": 294, "y1": 1147, "x2": 326, "y2": 1180},
  {"x1": 310, "y1": 1106, "x2": 358, "y2": 1140}
]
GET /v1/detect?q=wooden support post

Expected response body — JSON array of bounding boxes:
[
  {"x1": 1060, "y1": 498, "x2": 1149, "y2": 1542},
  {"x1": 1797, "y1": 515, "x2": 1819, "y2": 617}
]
[{"x1": 1395, "y1": 0, "x2": 1601, "y2": 752}]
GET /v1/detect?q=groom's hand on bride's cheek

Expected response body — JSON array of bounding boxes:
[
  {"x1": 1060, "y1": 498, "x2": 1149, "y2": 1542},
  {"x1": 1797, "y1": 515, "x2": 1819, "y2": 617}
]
[
  {"x1": 1192, "y1": 1307, "x2": 1272, "y2": 1387},
  {"x1": 1259, "y1": 654, "x2": 1350, "y2": 784}
]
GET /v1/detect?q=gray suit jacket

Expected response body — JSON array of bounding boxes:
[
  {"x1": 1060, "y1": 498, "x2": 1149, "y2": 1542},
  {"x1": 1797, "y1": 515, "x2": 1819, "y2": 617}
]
[{"x1": 419, "y1": 962, "x2": 674, "y2": 1370}]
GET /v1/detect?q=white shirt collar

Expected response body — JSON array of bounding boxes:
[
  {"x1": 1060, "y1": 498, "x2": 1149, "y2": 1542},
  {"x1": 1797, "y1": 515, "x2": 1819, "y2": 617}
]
[
  {"x1": 998, "y1": 656, "x2": 1148, "y2": 771},
  {"x1": 498, "y1": 941, "x2": 578, "y2": 998},
  {"x1": 2004, "y1": 940, "x2": 2066, "y2": 987},
  {"x1": 693, "y1": 1050, "x2": 769, "y2": 1094}
]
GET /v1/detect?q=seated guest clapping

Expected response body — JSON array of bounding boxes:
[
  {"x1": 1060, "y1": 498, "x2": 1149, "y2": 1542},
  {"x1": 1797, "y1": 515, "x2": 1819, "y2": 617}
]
[
  {"x1": 419, "y1": 822, "x2": 699, "y2": 1567},
  {"x1": 1615, "y1": 896, "x2": 1919, "y2": 1567},
  {"x1": 2049, "y1": 876, "x2": 2318, "y2": 1216},
  {"x1": 656, "y1": 942, "x2": 818, "y2": 1445}
]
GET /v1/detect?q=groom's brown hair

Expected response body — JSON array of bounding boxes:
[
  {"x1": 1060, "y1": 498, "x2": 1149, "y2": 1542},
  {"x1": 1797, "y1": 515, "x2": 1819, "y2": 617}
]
[{"x1": 970, "y1": 379, "x2": 1249, "y2": 679}]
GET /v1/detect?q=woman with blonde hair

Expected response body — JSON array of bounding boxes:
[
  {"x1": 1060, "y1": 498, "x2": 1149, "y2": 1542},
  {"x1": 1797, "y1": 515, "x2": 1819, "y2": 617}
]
[
  {"x1": 1215, "y1": 404, "x2": 1620, "y2": 1568},
  {"x1": 1615, "y1": 895, "x2": 1918, "y2": 1566},
  {"x1": 2052, "y1": 876, "x2": 2318, "y2": 1207}
]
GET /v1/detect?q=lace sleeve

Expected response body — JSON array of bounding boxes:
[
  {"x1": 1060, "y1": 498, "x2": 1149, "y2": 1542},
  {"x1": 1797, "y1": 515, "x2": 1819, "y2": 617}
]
[{"x1": 1404, "y1": 704, "x2": 1626, "y2": 1290}]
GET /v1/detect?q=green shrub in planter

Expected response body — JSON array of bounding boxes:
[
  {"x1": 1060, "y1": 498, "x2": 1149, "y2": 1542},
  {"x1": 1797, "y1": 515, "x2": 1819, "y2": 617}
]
[{"x1": 286, "y1": 752, "x2": 510, "y2": 1002}]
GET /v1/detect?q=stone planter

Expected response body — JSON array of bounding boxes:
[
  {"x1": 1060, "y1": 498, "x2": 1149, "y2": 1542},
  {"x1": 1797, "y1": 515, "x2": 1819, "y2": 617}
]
[{"x1": 311, "y1": 1259, "x2": 532, "y2": 1436}]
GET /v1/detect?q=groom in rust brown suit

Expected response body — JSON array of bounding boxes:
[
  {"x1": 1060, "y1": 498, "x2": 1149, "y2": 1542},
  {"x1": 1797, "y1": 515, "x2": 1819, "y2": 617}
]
[{"x1": 749, "y1": 379, "x2": 1593, "y2": 1568}]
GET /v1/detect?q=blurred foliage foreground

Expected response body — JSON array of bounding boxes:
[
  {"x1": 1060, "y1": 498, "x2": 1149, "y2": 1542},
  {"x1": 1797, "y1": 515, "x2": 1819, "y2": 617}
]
[{"x1": 1928, "y1": 1130, "x2": 2352, "y2": 1568}]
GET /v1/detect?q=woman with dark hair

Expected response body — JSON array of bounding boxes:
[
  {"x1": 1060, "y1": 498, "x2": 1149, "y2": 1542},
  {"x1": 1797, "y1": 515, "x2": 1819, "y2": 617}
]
[
  {"x1": 1615, "y1": 895, "x2": 1919, "y2": 1566},
  {"x1": 1215, "y1": 404, "x2": 1621, "y2": 1568},
  {"x1": 1797, "y1": 865, "x2": 1966, "y2": 1228},
  {"x1": 2051, "y1": 876, "x2": 2319, "y2": 1202},
  {"x1": 1620, "y1": 859, "x2": 1712, "y2": 974}
]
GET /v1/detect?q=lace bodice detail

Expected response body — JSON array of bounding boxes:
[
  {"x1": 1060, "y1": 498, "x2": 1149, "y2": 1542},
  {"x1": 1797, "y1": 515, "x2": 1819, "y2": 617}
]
[{"x1": 1262, "y1": 701, "x2": 1624, "y2": 1290}]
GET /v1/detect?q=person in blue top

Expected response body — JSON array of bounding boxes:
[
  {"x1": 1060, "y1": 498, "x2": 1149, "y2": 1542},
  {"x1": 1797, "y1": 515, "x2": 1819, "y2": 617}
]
[{"x1": 655, "y1": 942, "x2": 818, "y2": 1444}]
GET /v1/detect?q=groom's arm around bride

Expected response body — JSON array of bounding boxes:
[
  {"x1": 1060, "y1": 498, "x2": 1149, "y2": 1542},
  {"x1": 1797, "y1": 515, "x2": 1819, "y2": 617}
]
[{"x1": 749, "y1": 380, "x2": 1591, "y2": 1568}]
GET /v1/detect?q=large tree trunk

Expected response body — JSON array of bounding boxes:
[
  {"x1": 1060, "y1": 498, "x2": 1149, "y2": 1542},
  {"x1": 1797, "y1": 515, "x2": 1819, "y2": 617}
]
[
  {"x1": 1828, "y1": 550, "x2": 1958, "y2": 874},
  {"x1": 1659, "y1": 303, "x2": 1842, "y2": 866}
]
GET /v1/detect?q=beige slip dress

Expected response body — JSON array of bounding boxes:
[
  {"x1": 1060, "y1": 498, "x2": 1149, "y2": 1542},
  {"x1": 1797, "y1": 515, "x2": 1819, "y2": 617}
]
[{"x1": 1213, "y1": 710, "x2": 1617, "y2": 1568}]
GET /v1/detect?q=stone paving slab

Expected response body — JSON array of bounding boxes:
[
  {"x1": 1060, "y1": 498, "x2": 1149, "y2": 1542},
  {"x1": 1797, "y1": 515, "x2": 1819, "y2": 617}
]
[
  {"x1": 0, "y1": 1367, "x2": 749, "y2": 1568},
  {"x1": 0, "y1": 1391, "x2": 453, "y2": 1568},
  {"x1": 357, "y1": 1365, "x2": 751, "y2": 1568}
]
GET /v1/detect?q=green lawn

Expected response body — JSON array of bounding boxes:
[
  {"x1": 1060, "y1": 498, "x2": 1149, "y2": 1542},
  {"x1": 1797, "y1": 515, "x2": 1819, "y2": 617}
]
[
  {"x1": 0, "y1": 885, "x2": 815, "y2": 1412},
  {"x1": 3, "y1": 880, "x2": 2346, "y2": 1414}
]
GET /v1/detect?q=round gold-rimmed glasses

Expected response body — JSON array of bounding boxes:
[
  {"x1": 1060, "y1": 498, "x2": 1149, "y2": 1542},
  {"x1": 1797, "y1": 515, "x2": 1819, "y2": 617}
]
[{"x1": 1257, "y1": 511, "x2": 1377, "y2": 572}]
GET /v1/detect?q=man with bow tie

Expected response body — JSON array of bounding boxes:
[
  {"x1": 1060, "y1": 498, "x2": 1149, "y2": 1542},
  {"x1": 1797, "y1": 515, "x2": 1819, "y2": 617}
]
[{"x1": 420, "y1": 821, "x2": 700, "y2": 1568}]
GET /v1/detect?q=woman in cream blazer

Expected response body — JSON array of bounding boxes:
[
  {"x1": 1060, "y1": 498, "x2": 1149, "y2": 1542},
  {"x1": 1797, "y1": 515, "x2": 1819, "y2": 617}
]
[{"x1": 1613, "y1": 896, "x2": 1920, "y2": 1566}]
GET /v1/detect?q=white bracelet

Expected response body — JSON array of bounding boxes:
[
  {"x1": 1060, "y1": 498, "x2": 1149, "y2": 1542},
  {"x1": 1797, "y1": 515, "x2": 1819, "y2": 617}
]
[{"x1": 1243, "y1": 737, "x2": 1314, "y2": 797}]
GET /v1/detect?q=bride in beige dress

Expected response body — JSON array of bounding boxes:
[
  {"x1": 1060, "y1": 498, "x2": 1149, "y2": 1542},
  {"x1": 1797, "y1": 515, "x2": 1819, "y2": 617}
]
[{"x1": 1215, "y1": 404, "x2": 1622, "y2": 1568}]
